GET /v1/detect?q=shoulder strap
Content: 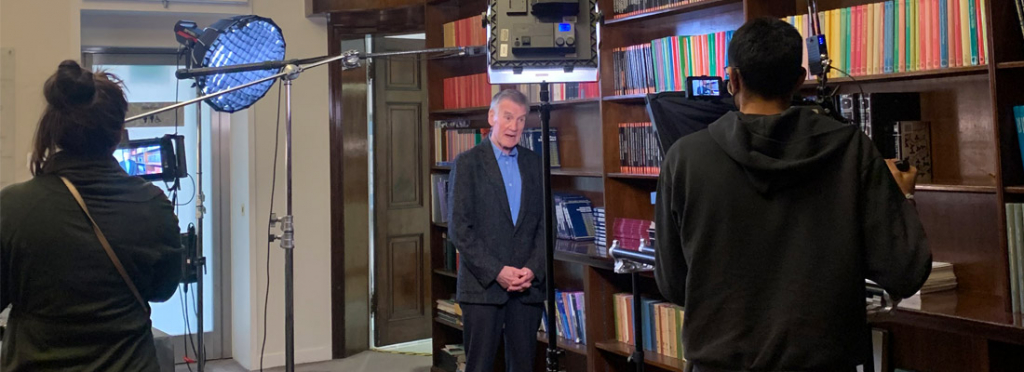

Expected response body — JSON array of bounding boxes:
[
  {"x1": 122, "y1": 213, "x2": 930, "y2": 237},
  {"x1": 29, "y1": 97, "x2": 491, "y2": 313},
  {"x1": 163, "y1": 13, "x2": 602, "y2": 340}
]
[{"x1": 60, "y1": 176, "x2": 150, "y2": 314}]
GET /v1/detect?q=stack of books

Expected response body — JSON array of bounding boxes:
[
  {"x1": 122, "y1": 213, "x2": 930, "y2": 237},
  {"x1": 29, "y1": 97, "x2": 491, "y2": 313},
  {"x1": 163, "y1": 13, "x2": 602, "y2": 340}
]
[
  {"x1": 594, "y1": 207, "x2": 607, "y2": 247},
  {"x1": 437, "y1": 344, "x2": 466, "y2": 372},
  {"x1": 436, "y1": 299, "x2": 463, "y2": 327},
  {"x1": 613, "y1": 218, "x2": 655, "y2": 250},
  {"x1": 921, "y1": 262, "x2": 957, "y2": 293},
  {"x1": 555, "y1": 193, "x2": 597, "y2": 241}
]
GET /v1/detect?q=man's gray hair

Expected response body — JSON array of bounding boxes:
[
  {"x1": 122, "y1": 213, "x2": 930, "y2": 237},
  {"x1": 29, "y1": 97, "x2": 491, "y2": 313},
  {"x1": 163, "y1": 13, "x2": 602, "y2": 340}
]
[{"x1": 490, "y1": 89, "x2": 530, "y2": 112}]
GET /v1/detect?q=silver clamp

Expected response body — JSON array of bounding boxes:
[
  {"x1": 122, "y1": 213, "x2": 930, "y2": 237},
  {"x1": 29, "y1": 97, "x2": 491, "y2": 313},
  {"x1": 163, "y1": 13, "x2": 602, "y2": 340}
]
[
  {"x1": 268, "y1": 213, "x2": 295, "y2": 250},
  {"x1": 340, "y1": 50, "x2": 362, "y2": 70},
  {"x1": 608, "y1": 240, "x2": 655, "y2": 274}
]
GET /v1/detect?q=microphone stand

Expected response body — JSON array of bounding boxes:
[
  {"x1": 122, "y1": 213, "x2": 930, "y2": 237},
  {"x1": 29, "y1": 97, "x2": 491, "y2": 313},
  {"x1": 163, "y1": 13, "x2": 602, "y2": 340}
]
[{"x1": 125, "y1": 45, "x2": 480, "y2": 372}]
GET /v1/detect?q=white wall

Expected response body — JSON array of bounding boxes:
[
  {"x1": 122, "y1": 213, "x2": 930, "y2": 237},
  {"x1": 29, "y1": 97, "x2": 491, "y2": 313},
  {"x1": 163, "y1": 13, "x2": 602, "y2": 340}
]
[{"x1": 0, "y1": 1, "x2": 333, "y2": 370}]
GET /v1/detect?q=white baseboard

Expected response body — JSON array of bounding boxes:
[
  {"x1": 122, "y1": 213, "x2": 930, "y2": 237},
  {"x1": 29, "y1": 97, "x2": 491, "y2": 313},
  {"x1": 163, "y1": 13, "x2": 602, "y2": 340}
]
[{"x1": 251, "y1": 346, "x2": 332, "y2": 371}]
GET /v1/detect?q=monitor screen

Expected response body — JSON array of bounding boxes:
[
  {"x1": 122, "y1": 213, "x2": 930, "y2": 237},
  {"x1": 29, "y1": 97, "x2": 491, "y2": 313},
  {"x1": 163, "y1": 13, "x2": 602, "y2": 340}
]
[
  {"x1": 114, "y1": 142, "x2": 163, "y2": 178},
  {"x1": 691, "y1": 79, "x2": 720, "y2": 97}
]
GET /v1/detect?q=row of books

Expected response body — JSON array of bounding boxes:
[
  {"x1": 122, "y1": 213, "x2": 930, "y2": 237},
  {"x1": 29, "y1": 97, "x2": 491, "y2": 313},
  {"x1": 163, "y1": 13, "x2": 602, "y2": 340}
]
[
  {"x1": 613, "y1": 30, "x2": 734, "y2": 95},
  {"x1": 594, "y1": 207, "x2": 607, "y2": 247},
  {"x1": 442, "y1": 15, "x2": 485, "y2": 48},
  {"x1": 612, "y1": 0, "x2": 713, "y2": 19},
  {"x1": 555, "y1": 193, "x2": 597, "y2": 241},
  {"x1": 437, "y1": 298, "x2": 463, "y2": 327},
  {"x1": 836, "y1": 92, "x2": 934, "y2": 183},
  {"x1": 434, "y1": 121, "x2": 490, "y2": 166},
  {"x1": 508, "y1": 82, "x2": 600, "y2": 103},
  {"x1": 540, "y1": 290, "x2": 588, "y2": 345},
  {"x1": 1004, "y1": 204, "x2": 1024, "y2": 314},
  {"x1": 618, "y1": 122, "x2": 663, "y2": 175},
  {"x1": 517, "y1": 128, "x2": 562, "y2": 168},
  {"x1": 612, "y1": 293, "x2": 686, "y2": 360},
  {"x1": 613, "y1": 218, "x2": 655, "y2": 251},
  {"x1": 443, "y1": 73, "x2": 500, "y2": 110},
  {"x1": 783, "y1": 0, "x2": 989, "y2": 81}
]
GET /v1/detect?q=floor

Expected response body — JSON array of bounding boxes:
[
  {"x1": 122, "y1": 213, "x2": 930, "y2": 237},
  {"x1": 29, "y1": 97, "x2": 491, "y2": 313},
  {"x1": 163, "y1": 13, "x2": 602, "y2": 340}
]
[{"x1": 174, "y1": 340, "x2": 433, "y2": 372}]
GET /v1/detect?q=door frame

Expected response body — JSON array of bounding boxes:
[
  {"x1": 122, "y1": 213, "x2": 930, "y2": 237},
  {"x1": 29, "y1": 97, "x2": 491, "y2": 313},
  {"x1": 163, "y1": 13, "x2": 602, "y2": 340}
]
[{"x1": 81, "y1": 46, "x2": 233, "y2": 363}]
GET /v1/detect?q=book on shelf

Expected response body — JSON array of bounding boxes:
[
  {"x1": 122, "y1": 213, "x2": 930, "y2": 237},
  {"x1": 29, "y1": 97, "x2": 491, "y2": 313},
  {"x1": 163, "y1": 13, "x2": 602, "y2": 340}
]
[
  {"x1": 1005, "y1": 204, "x2": 1024, "y2": 313},
  {"x1": 781, "y1": 0, "x2": 989, "y2": 80},
  {"x1": 1015, "y1": 106, "x2": 1024, "y2": 177},
  {"x1": 613, "y1": 218, "x2": 655, "y2": 250},
  {"x1": 594, "y1": 207, "x2": 607, "y2": 247},
  {"x1": 1016, "y1": 0, "x2": 1024, "y2": 42},
  {"x1": 518, "y1": 128, "x2": 561, "y2": 168},
  {"x1": 440, "y1": 232, "x2": 459, "y2": 273},
  {"x1": 618, "y1": 122, "x2": 663, "y2": 175},
  {"x1": 431, "y1": 173, "x2": 451, "y2": 224},
  {"x1": 611, "y1": 0, "x2": 715, "y2": 19},
  {"x1": 614, "y1": 30, "x2": 734, "y2": 95},
  {"x1": 438, "y1": 344, "x2": 466, "y2": 372},
  {"x1": 437, "y1": 298, "x2": 463, "y2": 327},
  {"x1": 540, "y1": 290, "x2": 587, "y2": 345},
  {"x1": 613, "y1": 293, "x2": 685, "y2": 360},
  {"x1": 554, "y1": 193, "x2": 597, "y2": 241},
  {"x1": 921, "y1": 261, "x2": 957, "y2": 294},
  {"x1": 443, "y1": 15, "x2": 485, "y2": 48},
  {"x1": 511, "y1": 82, "x2": 600, "y2": 103}
]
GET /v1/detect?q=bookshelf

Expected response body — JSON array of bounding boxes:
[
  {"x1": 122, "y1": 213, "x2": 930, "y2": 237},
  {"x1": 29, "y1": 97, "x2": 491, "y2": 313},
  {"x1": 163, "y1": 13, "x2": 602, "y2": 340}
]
[{"x1": 425, "y1": 0, "x2": 1024, "y2": 371}]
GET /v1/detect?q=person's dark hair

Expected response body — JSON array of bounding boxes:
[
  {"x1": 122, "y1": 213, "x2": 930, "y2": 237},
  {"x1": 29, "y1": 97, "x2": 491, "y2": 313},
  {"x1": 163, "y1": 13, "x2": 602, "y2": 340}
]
[
  {"x1": 31, "y1": 60, "x2": 128, "y2": 176},
  {"x1": 727, "y1": 17, "x2": 805, "y2": 100}
]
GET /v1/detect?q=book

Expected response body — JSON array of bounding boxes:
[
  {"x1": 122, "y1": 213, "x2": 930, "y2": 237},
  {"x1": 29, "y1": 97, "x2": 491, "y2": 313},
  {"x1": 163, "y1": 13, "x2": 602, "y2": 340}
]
[
  {"x1": 1007, "y1": 204, "x2": 1019, "y2": 314},
  {"x1": 894, "y1": 121, "x2": 933, "y2": 183}
]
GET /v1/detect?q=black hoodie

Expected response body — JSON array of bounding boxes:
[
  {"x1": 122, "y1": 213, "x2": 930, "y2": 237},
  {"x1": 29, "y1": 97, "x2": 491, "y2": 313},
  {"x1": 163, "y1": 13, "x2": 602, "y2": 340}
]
[{"x1": 654, "y1": 107, "x2": 931, "y2": 371}]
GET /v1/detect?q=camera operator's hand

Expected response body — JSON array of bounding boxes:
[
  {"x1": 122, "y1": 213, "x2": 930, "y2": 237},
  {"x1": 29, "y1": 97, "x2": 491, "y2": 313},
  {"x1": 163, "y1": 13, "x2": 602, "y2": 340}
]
[{"x1": 885, "y1": 159, "x2": 918, "y2": 196}]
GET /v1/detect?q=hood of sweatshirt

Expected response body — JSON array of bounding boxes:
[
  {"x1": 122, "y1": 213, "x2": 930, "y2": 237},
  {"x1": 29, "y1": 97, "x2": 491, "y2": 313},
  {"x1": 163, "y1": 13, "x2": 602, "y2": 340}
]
[{"x1": 707, "y1": 106, "x2": 858, "y2": 195}]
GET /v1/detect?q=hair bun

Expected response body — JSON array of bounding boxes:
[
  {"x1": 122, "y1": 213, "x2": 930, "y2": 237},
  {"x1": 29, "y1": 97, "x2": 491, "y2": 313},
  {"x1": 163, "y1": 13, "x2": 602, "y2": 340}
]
[{"x1": 44, "y1": 60, "x2": 96, "y2": 109}]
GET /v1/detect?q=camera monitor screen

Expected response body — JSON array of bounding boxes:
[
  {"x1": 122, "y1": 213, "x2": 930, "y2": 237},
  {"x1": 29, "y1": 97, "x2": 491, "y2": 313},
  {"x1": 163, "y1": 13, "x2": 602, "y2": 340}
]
[
  {"x1": 114, "y1": 138, "x2": 164, "y2": 180},
  {"x1": 687, "y1": 76, "x2": 723, "y2": 98}
]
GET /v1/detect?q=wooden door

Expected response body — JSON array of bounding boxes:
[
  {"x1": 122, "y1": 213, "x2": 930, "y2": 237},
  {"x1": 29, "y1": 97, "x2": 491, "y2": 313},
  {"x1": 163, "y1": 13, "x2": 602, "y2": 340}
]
[{"x1": 371, "y1": 36, "x2": 432, "y2": 346}]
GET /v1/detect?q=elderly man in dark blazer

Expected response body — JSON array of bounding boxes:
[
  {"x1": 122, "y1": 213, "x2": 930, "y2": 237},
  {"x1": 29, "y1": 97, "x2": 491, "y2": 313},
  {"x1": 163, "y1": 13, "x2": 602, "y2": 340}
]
[{"x1": 447, "y1": 89, "x2": 547, "y2": 372}]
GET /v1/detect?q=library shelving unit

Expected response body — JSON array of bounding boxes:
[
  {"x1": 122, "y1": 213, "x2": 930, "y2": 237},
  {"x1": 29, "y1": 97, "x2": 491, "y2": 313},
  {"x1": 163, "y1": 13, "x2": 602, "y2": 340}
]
[{"x1": 425, "y1": 0, "x2": 1024, "y2": 371}]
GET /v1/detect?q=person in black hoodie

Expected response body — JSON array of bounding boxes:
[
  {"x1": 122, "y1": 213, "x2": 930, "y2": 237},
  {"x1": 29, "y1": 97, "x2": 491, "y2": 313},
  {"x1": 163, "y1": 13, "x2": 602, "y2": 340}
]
[
  {"x1": 1, "y1": 60, "x2": 182, "y2": 371},
  {"x1": 654, "y1": 18, "x2": 932, "y2": 372}
]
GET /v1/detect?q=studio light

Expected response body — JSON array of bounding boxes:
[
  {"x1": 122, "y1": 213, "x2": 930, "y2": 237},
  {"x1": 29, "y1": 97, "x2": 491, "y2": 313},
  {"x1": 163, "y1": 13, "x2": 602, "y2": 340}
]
[{"x1": 182, "y1": 15, "x2": 286, "y2": 113}]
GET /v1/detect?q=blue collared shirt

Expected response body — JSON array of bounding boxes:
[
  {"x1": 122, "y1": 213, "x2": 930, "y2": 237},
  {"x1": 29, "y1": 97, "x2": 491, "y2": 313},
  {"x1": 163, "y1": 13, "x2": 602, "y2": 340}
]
[{"x1": 492, "y1": 142, "x2": 522, "y2": 226}]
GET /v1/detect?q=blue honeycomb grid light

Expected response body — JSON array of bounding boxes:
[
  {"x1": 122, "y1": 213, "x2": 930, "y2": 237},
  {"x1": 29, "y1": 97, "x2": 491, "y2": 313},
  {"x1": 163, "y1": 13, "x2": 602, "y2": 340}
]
[{"x1": 195, "y1": 16, "x2": 286, "y2": 113}]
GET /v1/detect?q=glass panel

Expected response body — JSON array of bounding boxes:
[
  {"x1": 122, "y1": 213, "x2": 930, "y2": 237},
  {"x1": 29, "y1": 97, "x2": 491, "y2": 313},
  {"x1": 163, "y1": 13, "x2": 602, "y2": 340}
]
[{"x1": 95, "y1": 64, "x2": 215, "y2": 336}]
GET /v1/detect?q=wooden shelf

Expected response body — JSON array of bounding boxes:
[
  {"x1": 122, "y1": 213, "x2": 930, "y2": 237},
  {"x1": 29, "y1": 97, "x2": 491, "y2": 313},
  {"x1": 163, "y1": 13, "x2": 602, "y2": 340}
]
[
  {"x1": 432, "y1": 222, "x2": 448, "y2": 229},
  {"x1": 915, "y1": 181, "x2": 997, "y2": 194},
  {"x1": 433, "y1": 269, "x2": 457, "y2": 278},
  {"x1": 802, "y1": 65, "x2": 988, "y2": 87},
  {"x1": 604, "y1": 0, "x2": 741, "y2": 26},
  {"x1": 595, "y1": 341, "x2": 686, "y2": 372},
  {"x1": 435, "y1": 316, "x2": 463, "y2": 331},
  {"x1": 432, "y1": 165, "x2": 451, "y2": 172},
  {"x1": 431, "y1": 98, "x2": 600, "y2": 115},
  {"x1": 537, "y1": 332, "x2": 588, "y2": 356},
  {"x1": 607, "y1": 172, "x2": 660, "y2": 180},
  {"x1": 1005, "y1": 186, "x2": 1024, "y2": 194},
  {"x1": 437, "y1": 312, "x2": 587, "y2": 356},
  {"x1": 997, "y1": 61, "x2": 1024, "y2": 70},
  {"x1": 872, "y1": 290, "x2": 1024, "y2": 346},
  {"x1": 603, "y1": 94, "x2": 648, "y2": 103},
  {"x1": 555, "y1": 240, "x2": 614, "y2": 270}
]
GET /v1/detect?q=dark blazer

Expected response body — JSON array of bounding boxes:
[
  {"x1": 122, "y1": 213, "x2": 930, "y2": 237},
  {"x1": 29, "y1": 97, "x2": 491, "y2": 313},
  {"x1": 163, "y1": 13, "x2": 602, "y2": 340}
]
[
  {"x1": 448, "y1": 140, "x2": 546, "y2": 305},
  {"x1": 1, "y1": 152, "x2": 183, "y2": 372}
]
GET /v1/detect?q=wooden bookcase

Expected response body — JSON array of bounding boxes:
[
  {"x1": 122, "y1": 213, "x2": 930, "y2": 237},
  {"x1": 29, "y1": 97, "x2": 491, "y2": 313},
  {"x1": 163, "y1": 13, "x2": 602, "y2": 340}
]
[{"x1": 425, "y1": 0, "x2": 1024, "y2": 371}]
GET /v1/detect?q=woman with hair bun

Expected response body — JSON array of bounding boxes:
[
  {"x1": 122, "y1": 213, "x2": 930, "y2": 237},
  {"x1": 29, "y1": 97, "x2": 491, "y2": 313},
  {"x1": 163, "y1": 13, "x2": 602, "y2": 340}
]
[{"x1": 0, "y1": 60, "x2": 183, "y2": 371}]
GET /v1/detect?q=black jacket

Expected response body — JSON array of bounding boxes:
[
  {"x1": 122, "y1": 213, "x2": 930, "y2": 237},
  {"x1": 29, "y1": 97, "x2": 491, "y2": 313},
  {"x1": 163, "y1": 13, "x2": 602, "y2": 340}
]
[
  {"x1": 654, "y1": 107, "x2": 931, "y2": 371},
  {"x1": 448, "y1": 140, "x2": 546, "y2": 305},
  {"x1": 1, "y1": 152, "x2": 183, "y2": 371}
]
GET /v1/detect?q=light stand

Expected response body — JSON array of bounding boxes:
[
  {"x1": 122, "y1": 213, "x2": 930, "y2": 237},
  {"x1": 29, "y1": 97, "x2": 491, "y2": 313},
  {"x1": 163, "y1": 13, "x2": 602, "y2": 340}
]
[
  {"x1": 608, "y1": 240, "x2": 656, "y2": 372},
  {"x1": 125, "y1": 45, "x2": 480, "y2": 372},
  {"x1": 538, "y1": 81, "x2": 565, "y2": 372}
]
